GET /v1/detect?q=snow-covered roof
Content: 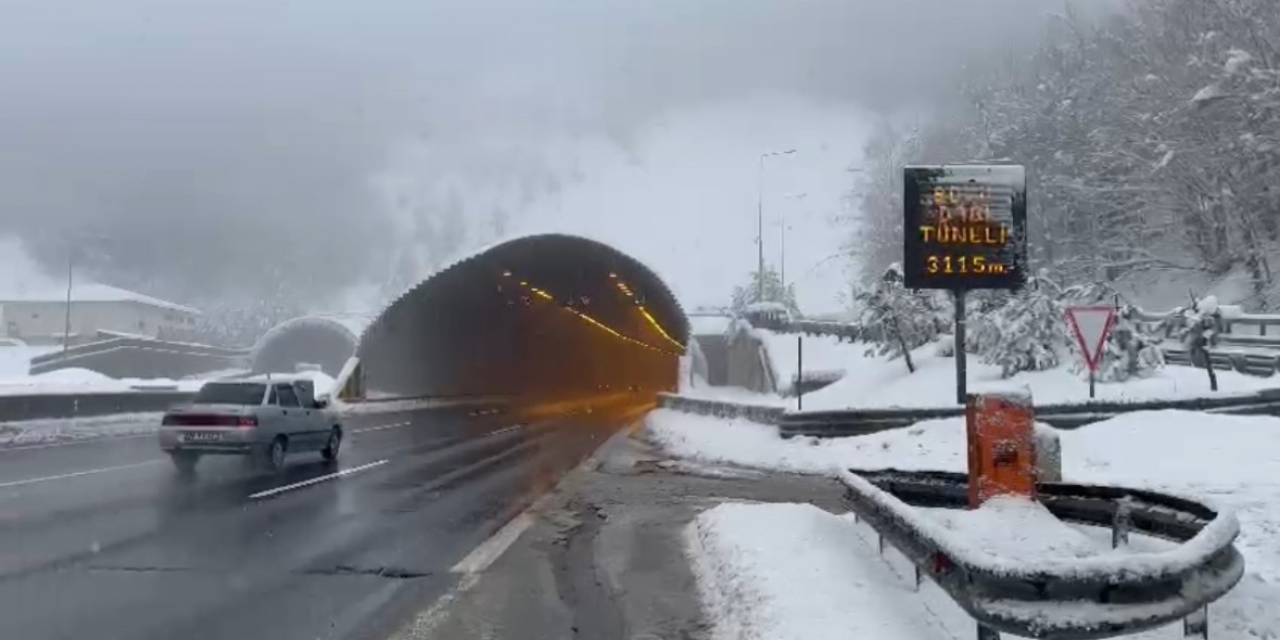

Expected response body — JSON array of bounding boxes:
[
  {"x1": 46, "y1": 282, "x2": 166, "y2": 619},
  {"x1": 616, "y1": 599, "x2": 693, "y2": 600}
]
[{"x1": 0, "y1": 282, "x2": 200, "y2": 315}]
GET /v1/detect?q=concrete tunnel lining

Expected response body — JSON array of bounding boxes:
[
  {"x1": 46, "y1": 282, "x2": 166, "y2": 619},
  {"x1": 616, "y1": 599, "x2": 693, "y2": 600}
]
[{"x1": 356, "y1": 234, "x2": 690, "y2": 399}]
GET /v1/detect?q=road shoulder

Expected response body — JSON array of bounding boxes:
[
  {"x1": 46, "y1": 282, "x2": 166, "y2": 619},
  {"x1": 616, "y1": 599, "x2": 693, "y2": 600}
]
[{"x1": 392, "y1": 423, "x2": 847, "y2": 640}]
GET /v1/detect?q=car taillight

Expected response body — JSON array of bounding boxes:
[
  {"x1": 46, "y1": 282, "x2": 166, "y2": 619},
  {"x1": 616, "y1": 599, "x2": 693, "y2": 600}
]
[{"x1": 238, "y1": 416, "x2": 258, "y2": 428}]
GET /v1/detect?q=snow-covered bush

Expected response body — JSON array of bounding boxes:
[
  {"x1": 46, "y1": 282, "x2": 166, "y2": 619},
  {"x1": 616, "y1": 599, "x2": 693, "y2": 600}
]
[{"x1": 855, "y1": 263, "x2": 941, "y2": 373}]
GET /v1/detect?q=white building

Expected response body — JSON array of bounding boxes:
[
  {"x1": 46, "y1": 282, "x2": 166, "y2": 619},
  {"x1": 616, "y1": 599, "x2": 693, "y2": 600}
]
[{"x1": 0, "y1": 283, "x2": 200, "y2": 345}]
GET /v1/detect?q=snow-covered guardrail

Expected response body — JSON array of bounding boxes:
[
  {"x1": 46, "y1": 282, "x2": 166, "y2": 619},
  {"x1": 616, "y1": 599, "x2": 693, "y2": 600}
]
[{"x1": 840, "y1": 468, "x2": 1244, "y2": 639}]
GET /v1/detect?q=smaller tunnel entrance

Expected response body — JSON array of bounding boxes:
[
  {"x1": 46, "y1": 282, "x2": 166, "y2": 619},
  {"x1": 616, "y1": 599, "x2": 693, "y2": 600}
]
[{"x1": 251, "y1": 316, "x2": 362, "y2": 377}]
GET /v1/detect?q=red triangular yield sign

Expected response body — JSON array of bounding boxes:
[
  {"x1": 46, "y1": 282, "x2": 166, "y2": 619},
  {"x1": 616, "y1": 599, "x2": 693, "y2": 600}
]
[{"x1": 1065, "y1": 306, "x2": 1117, "y2": 372}]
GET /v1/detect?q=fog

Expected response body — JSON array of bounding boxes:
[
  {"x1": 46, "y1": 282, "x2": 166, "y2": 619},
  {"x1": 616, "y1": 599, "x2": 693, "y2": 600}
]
[{"x1": 0, "y1": 0, "x2": 1114, "y2": 319}]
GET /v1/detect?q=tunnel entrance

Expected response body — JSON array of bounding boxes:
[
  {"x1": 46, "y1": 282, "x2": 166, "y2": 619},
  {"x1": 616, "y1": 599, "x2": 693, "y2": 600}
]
[
  {"x1": 251, "y1": 316, "x2": 364, "y2": 377},
  {"x1": 356, "y1": 234, "x2": 689, "y2": 400}
]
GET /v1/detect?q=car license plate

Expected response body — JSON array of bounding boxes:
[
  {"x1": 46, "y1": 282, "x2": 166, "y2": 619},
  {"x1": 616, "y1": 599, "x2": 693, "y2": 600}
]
[{"x1": 183, "y1": 431, "x2": 222, "y2": 442}]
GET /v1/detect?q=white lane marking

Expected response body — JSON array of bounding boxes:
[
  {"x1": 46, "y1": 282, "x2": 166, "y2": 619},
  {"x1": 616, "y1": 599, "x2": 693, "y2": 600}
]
[
  {"x1": 389, "y1": 420, "x2": 634, "y2": 640},
  {"x1": 0, "y1": 433, "x2": 154, "y2": 454},
  {"x1": 450, "y1": 513, "x2": 535, "y2": 574},
  {"x1": 352, "y1": 421, "x2": 411, "y2": 434},
  {"x1": 248, "y1": 459, "x2": 389, "y2": 500},
  {"x1": 0, "y1": 459, "x2": 164, "y2": 489},
  {"x1": 485, "y1": 425, "x2": 521, "y2": 437},
  {"x1": 389, "y1": 573, "x2": 480, "y2": 640}
]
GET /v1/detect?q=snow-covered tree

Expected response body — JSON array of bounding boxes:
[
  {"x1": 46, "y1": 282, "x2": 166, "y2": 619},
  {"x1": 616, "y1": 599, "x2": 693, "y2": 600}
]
[
  {"x1": 1094, "y1": 304, "x2": 1166, "y2": 382},
  {"x1": 844, "y1": 0, "x2": 1280, "y2": 309},
  {"x1": 976, "y1": 274, "x2": 1071, "y2": 378},
  {"x1": 731, "y1": 266, "x2": 800, "y2": 317},
  {"x1": 855, "y1": 264, "x2": 940, "y2": 373},
  {"x1": 1164, "y1": 294, "x2": 1225, "y2": 390}
]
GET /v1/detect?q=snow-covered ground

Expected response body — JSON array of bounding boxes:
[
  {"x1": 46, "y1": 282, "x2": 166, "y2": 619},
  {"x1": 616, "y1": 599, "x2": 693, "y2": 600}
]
[
  {"x1": 654, "y1": 409, "x2": 1280, "y2": 639},
  {"x1": 0, "y1": 345, "x2": 60, "y2": 378},
  {"x1": 757, "y1": 330, "x2": 864, "y2": 395},
  {"x1": 774, "y1": 336, "x2": 1279, "y2": 410},
  {"x1": 0, "y1": 412, "x2": 163, "y2": 447},
  {"x1": 689, "y1": 315, "x2": 732, "y2": 336},
  {"x1": 687, "y1": 503, "x2": 949, "y2": 640},
  {"x1": 0, "y1": 367, "x2": 208, "y2": 395}
]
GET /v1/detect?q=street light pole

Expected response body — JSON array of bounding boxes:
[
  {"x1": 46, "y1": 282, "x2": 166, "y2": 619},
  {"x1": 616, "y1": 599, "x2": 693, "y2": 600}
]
[
  {"x1": 757, "y1": 156, "x2": 765, "y2": 301},
  {"x1": 757, "y1": 149, "x2": 796, "y2": 302},
  {"x1": 779, "y1": 192, "x2": 807, "y2": 291},
  {"x1": 62, "y1": 251, "x2": 73, "y2": 353}
]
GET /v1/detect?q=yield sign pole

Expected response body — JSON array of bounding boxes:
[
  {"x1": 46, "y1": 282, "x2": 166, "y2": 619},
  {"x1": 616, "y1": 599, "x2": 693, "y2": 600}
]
[{"x1": 1065, "y1": 306, "x2": 1117, "y2": 399}]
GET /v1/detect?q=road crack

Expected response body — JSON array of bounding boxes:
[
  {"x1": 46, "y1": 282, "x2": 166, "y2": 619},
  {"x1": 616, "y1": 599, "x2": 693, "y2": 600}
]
[{"x1": 299, "y1": 564, "x2": 432, "y2": 579}]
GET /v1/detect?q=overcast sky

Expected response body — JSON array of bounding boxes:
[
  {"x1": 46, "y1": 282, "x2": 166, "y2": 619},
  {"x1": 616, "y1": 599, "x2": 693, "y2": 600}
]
[{"x1": 0, "y1": 0, "x2": 1115, "y2": 315}]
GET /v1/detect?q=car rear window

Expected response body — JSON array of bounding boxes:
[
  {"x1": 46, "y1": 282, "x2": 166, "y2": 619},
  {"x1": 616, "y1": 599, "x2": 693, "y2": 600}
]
[{"x1": 194, "y1": 383, "x2": 266, "y2": 405}]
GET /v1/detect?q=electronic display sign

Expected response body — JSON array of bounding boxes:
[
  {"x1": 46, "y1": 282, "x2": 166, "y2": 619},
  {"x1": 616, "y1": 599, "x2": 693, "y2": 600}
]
[{"x1": 903, "y1": 165, "x2": 1027, "y2": 290}]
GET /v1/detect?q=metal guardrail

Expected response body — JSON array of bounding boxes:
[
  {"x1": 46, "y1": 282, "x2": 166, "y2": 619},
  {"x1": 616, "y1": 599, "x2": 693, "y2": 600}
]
[
  {"x1": 748, "y1": 306, "x2": 1280, "y2": 376},
  {"x1": 782, "y1": 389, "x2": 1280, "y2": 437},
  {"x1": 0, "y1": 391, "x2": 197, "y2": 422},
  {"x1": 660, "y1": 389, "x2": 1280, "y2": 436},
  {"x1": 655, "y1": 394, "x2": 1246, "y2": 637},
  {"x1": 657, "y1": 393, "x2": 785, "y2": 424},
  {"x1": 841, "y1": 468, "x2": 1244, "y2": 639}
]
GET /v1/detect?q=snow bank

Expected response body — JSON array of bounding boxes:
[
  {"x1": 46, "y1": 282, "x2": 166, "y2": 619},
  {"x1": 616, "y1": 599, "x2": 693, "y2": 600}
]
[
  {"x1": 800, "y1": 341, "x2": 1277, "y2": 410},
  {"x1": 0, "y1": 412, "x2": 162, "y2": 446},
  {"x1": 689, "y1": 315, "x2": 732, "y2": 336},
  {"x1": 922, "y1": 497, "x2": 1108, "y2": 565},
  {"x1": 646, "y1": 408, "x2": 967, "y2": 474},
  {"x1": 686, "y1": 502, "x2": 949, "y2": 640},
  {"x1": 0, "y1": 345, "x2": 60, "y2": 377}
]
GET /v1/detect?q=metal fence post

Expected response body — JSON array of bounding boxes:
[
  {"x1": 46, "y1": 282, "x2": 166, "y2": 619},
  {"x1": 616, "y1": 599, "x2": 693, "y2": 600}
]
[
  {"x1": 1113, "y1": 499, "x2": 1132, "y2": 549},
  {"x1": 1184, "y1": 606, "x2": 1208, "y2": 638}
]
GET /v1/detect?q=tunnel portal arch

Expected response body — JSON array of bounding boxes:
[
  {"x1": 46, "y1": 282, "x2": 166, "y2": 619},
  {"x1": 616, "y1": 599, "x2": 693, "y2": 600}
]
[
  {"x1": 251, "y1": 315, "x2": 366, "y2": 377},
  {"x1": 356, "y1": 234, "x2": 690, "y2": 399}
]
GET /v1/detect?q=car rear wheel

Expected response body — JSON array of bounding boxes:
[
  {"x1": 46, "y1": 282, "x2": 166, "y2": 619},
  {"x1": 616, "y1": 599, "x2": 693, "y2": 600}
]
[
  {"x1": 261, "y1": 437, "x2": 287, "y2": 472},
  {"x1": 321, "y1": 427, "x2": 342, "y2": 462},
  {"x1": 170, "y1": 452, "x2": 199, "y2": 474}
]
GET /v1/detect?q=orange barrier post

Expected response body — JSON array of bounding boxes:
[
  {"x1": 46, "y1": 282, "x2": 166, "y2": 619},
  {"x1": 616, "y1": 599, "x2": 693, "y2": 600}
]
[{"x1": 966, "y1": 390, "x2": 1036, "y2": 508}]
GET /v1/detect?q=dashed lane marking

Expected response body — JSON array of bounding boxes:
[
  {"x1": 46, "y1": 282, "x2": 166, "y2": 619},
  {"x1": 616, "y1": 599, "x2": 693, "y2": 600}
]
[
  {"x1": 353, "y1": 421, "x2": 412, "y2": 434},
  {"x1": 248, "y1": 459, "x2": 390, "y2": 500}
]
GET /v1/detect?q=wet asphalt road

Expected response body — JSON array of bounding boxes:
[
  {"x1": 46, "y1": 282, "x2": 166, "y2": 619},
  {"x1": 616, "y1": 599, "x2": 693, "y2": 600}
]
[{"x1": 0, "y1": 397, "x2": 647, "y2": 640}]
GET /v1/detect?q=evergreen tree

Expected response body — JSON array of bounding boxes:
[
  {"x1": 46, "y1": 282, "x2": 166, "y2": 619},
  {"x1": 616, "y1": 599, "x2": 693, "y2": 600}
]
[{"x1": 730, "y1": 266, "x2": 801, "y2": 317}]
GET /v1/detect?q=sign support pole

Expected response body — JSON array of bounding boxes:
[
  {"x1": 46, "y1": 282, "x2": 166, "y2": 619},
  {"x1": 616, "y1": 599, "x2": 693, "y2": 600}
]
[
  {"x1": 796, "y1": 334, "x2": 804, "y2": 411},
  {"x1": 1089, "y1": 369, "x2": 1096, "y2": 399},
  {"x1": 955, "y1": 289, "x2": 967, "y2": 405}
]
